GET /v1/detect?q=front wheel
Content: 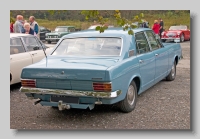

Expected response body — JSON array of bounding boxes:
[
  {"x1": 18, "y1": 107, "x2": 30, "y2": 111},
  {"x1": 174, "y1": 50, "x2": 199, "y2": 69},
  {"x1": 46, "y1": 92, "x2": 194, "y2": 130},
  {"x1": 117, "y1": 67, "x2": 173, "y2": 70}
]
[
  {"x1": 118, "y1": 81, "x2": 137, "y2": 113},
  {"x1": 166, "y1": 61, "x2": 176, "y2": 81}
]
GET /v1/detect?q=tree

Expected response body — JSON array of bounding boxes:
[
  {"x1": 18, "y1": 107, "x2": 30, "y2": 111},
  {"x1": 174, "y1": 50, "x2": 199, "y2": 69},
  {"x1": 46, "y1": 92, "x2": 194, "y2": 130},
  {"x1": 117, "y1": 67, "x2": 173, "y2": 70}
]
[{"x1": 48, "y1": 10, "x2": 145, "y2": 35}]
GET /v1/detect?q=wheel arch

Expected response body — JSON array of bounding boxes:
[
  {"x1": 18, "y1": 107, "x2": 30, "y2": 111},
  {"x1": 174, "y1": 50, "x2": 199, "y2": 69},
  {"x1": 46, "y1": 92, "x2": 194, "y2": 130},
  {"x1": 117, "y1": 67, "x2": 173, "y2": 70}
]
[
  {"x1": 128, "y1": 75, "x2": 141, "y2": 95},
  {"x1": 175, "y1": 55, "x2": 179, "y2": 65}
]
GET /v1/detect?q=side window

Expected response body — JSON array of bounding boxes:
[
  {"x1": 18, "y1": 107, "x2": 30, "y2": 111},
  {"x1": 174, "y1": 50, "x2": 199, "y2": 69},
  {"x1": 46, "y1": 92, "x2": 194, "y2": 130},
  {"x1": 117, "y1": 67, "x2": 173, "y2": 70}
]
[
  {"x1": 146, "y1": 31, "x2": 162, "y2": 50},
  {"x1": 135, "y1": 32, "x2": 150, "y2": 55},
  {"x1": 23, "y1": 37, "x2": 41, "y2": 51},
  {"x1": 68, "y1": 27, "x2": 75, "y2": 32},
  {"x1": 10, "y1": 38, "x2": 26, "y2": 55}
]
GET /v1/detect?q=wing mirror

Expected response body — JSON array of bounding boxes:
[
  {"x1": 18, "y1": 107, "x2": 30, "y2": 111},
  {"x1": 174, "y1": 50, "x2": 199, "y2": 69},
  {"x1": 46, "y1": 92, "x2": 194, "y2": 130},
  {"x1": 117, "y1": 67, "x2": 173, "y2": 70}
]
[{"x1": 33, "y1": 46, "x2": 39, "y2": 50}]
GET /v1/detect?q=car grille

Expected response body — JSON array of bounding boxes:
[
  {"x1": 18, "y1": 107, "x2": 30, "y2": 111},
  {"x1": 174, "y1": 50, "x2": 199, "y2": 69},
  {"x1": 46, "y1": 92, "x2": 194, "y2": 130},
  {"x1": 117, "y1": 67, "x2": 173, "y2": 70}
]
[
  {"x1": 166, "y1": 33, "x2": 176, "y2": 37},
  {"x1": 48, "y1": 35, "x2": 58, "y2": 38}
]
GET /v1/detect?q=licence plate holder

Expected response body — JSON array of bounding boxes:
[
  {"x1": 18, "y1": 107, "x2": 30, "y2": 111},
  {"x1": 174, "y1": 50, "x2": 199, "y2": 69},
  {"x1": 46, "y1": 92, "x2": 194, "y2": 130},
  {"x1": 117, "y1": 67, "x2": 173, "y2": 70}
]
[{"x1": 51, "y1": 95, "x2": 79, "y2": 104}]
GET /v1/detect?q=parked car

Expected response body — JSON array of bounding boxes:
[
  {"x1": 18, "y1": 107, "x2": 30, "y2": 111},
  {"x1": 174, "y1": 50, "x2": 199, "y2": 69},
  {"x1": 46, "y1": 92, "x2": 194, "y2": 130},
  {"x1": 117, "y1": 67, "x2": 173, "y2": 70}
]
[
  {"x1": 20, "y1": 28, "x2": 182, "y2": 113},
  {"x1": 45, "y1": 26, "x2": 81, "y2": 44},
  {"x1": 161, "y1": 25, "x2": 190, "y2": 42},
  {"x1": 39, "y1": 26, "x2": 51, "y2": 41},
  {"x1": 88, "y1": 24, "x2": 114, "y2": 29},
  {"x1": 10, "y1": 33, "x2": 53, "y2": 85}
]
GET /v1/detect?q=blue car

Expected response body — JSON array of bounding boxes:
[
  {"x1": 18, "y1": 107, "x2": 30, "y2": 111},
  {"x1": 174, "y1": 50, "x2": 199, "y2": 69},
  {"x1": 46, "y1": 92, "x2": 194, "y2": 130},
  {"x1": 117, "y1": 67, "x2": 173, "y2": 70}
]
[{"x1": 20, "y1": 27, "x2": 182, "y2": 113}]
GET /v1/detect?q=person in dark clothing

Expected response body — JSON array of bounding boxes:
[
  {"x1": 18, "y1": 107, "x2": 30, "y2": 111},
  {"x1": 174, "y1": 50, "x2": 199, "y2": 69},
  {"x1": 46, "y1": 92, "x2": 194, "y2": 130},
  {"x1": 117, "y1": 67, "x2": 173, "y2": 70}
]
[
  {"x1": 140, "y1": 19, "x2": 149, "y2": 28},
  {"x1": 158, "y1": 18, "x2": 164, "y2": 38},
  {"x1": 23, "y1": 22, "x2": 35, "y2": 35}
]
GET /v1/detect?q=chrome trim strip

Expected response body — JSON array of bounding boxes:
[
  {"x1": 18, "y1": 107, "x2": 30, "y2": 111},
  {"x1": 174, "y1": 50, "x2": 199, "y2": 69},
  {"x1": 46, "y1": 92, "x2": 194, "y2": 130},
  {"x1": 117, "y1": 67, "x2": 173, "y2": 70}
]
[{"x1": 20, "y1": 87, "x2": 121, "y2": 98}]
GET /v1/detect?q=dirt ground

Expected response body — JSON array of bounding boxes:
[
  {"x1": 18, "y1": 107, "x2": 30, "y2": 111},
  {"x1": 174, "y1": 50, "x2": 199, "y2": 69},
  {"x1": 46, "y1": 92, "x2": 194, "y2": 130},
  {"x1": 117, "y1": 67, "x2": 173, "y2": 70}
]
[{"x1": 10, "y1": 41, "x2": 190, "y2": 129}]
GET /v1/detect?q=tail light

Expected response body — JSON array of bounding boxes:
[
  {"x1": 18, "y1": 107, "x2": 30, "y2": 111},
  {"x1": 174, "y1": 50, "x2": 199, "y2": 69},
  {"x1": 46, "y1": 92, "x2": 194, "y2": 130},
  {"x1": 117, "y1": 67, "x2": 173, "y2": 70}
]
[
  {"x1": 21, "y1": 79, "x2": 36, "y2": 88},
  {"x1": 93, "y1": 82, "x2": 112, "y2": 92}
]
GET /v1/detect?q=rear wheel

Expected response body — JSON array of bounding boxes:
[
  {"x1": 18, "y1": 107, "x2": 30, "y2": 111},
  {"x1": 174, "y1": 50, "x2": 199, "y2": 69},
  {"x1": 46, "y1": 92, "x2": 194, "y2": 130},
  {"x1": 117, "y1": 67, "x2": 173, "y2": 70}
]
[
  {"x1": 118, "y1": 81, "x2": 137, "y2": 113},
  {"x1": 162, "y1": 39, "x2": 166, "y2": 42},
  {"x1": 47, "y1": 41, "x2": 51, "y2": 44},
  {"x1": 166, "y1": 61, "x2": 176, "y2": 81},
  {"x1": 180, "y1": 34, "x2": 185, "y2": 42}
]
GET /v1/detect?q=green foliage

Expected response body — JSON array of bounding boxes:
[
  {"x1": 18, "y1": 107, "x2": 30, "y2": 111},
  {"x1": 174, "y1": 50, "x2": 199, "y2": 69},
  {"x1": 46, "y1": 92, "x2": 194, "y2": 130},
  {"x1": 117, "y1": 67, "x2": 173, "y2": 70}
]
[
  {"x1": 80, "y1": 10, "x2": 144, "y2": 35},
  {"x1": 10, "y1": 10, "x2": 190, "y2": 32}
]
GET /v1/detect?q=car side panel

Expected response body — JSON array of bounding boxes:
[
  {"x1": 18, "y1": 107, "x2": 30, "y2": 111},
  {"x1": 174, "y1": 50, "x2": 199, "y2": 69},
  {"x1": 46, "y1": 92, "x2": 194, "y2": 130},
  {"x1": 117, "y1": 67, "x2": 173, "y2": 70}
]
[{"x1": 10, "y1": 52, "x2": 33, "y2": 84}]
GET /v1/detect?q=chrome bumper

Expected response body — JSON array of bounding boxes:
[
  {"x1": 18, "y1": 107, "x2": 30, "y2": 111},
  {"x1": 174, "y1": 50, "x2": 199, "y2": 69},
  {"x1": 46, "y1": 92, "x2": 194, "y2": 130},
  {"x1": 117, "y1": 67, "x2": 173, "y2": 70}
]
[
  {"x1": 20, "y1": 87, "x2": 122, "y2": 98},
  {"x1": 45, "y1": 38, "x2": 60, "y2": 41}
]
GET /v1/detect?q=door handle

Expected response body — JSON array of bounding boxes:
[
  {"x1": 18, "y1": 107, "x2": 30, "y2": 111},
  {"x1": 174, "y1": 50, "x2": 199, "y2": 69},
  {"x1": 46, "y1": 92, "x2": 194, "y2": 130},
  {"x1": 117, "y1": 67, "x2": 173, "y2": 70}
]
[
  {"x1": 32, "y1": 53, "x2": 37, "y2": 55},
  {"x1": 139, "y1": 60, "x2": 144, "y2": 63},
  {"x1": 155, "y1": 53, "x2": 159, "y2": 56}
]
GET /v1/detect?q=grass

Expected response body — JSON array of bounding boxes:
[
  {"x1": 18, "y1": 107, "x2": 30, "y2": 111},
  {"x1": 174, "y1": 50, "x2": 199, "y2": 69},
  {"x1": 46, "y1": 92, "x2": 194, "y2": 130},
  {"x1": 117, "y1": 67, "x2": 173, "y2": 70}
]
[{"x1": 35, "y1": 13, "x2": 190, "y2": 31}]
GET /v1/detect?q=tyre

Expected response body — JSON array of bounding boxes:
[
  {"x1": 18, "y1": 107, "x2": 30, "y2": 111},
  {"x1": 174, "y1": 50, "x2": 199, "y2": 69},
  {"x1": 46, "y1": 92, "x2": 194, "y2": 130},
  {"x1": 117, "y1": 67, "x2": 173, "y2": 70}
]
[
  {"x1": 162, "y1": 39, "x2": 166, "y2": 42},
  {"x1": 118, "y1": 81, "x2": 137, "y2": 113},
  {"x1": 180, "y1": 34, "x2": 185, "y2": 42},
  {"x1": 47, "y1": 41, "x2": 51, "y2": 44},
  {"x1": 166, "y1": 60, "x2": 176, "y2": 81}
]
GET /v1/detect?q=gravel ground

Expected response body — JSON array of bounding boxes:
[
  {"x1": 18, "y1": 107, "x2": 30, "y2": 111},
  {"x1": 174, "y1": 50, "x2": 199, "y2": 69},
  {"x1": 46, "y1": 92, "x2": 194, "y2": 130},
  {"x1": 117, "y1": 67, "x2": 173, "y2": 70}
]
[{"x1": 10, "y1": 41, "x2": 190, "y2": 130}]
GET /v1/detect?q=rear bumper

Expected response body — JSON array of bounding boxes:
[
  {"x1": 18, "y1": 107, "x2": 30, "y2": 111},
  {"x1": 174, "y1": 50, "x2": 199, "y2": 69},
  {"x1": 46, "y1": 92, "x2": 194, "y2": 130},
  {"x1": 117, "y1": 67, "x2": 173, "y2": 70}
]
[{"x1": 20, "y1": 87, "x2": 122, "y2": 99}]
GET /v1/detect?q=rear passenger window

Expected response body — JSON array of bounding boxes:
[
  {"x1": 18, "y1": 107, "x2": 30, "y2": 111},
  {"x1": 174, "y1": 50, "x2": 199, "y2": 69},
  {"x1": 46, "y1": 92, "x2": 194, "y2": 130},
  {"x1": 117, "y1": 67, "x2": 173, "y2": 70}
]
[
  {"x1": 23, "y1": 37, "x2": 42, "y2": 51},
  {"x1": 146, "y1": 31, "x2": 162, "y2": 50},
  {"x1": 135, "y1": 32, "x2": 150, "y2": 54},
  {"x1": 10, "y1": 38, "x2": 25, "y2": 55}
]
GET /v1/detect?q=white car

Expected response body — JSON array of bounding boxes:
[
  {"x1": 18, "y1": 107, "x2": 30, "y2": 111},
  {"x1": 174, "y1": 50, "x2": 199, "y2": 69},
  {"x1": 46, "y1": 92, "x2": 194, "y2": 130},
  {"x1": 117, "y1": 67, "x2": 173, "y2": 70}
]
[{"x1": 10, "y1": 33, "x2": 53, "y2": 85}]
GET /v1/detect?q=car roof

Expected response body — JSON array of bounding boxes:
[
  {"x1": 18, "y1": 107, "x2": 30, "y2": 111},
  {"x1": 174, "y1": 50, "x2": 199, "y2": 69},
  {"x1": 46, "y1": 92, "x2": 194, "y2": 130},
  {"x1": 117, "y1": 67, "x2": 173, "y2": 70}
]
[
  {"x1": 63, "y1": 27, "x2": 152, "y2": 38},
  {"x1": 10, "y1": 33, "x2": 32, "y2": 38}
]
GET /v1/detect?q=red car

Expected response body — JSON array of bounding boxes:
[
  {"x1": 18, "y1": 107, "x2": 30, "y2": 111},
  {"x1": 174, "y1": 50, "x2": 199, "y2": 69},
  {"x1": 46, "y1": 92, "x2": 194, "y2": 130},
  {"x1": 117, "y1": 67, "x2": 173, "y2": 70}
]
[{"x1": 161, "y1": 25, "x2": 190, "y2": 43}]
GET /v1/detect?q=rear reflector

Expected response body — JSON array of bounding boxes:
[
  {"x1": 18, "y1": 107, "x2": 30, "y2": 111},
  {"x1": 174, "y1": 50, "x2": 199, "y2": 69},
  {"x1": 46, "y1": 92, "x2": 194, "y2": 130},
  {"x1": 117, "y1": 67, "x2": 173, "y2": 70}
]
[
  {"x1": 21, "y1": 79, "x2": 36, "y2": 88},
  {"x1": 93, "y1": 82, "x2": 112, "y2": 92}
]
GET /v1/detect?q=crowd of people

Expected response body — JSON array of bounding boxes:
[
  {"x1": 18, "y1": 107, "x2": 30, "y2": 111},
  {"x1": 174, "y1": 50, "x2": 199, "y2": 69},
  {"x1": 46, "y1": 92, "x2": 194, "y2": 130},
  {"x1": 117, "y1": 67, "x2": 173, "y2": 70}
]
[{"x1": 10, "y1": 15, "x2": 40, "y2": 38}]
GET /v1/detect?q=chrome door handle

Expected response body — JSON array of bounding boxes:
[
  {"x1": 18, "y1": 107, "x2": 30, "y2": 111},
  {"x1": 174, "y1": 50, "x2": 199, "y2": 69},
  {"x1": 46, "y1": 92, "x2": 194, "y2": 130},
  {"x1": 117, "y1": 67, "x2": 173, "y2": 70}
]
[
  {"x1": 139, "y1": 60, "x2": 144, "y2": 63},
  {"x1": 155, "y1": 53, "x2": 159, "y2": 56},
  {"x1": 32, "y1": 53, "x2": 37, "y2": 55}
]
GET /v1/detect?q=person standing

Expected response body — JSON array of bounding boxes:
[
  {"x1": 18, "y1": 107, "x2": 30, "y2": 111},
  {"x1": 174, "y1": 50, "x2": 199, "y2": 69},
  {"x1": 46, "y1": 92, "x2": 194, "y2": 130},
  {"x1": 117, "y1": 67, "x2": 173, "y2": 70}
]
[
  {"x1": 152, "y1": 20, "x2": 160, "y2": 39},
  {"x1": 29, "y1": 16, "x2": 40, "y2": 38},
  {"x1": 158, "y1": 18, "x2": 164, "y2": 38},
  {"x1": 24, "y1": 23, "x2": 35, "y2": 35},
  {"x1": 10, "y1": 18, "x2": 15, "y2": 33},
  {"x1": 13, "y1": 15, "x2": 25, "y2": 33}
]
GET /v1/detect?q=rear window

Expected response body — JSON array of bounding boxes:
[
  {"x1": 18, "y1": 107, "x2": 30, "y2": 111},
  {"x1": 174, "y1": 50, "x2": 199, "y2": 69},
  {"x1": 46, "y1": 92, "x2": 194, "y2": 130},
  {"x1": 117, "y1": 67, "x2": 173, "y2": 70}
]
[{"x1": 52, "y1": 37, "x2": 122, "y2": 56}]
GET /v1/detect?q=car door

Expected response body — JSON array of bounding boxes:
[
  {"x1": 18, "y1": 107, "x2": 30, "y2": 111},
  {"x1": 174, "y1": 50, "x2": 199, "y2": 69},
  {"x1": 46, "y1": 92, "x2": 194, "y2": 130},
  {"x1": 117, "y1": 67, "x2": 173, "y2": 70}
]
[
  {"x1": 135, "y1": 32, "x2": 156, "y2": 92},
  {"x1": 22, "y1": 36, "x2": 47, "y2": 64},
  {"x1": 145, "y1": 31, "x2": 169, "y2": 83},
  {"x1": 10, "y1": 37, "x2": 32, "y2": 84}
]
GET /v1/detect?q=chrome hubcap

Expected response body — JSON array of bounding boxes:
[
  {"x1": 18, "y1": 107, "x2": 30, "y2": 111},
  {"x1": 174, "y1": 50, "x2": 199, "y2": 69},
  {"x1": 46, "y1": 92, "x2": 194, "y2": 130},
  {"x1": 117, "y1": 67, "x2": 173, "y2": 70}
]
[
  {"x1": 171, "y1": 64, "x2": 175, "y2": 77},
  {"x1": 181, "y1": 35, "x2": 184, "y2": 42},
  {"x1": 127, "y1": 85, "x2": 135, "y2": 105}
]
